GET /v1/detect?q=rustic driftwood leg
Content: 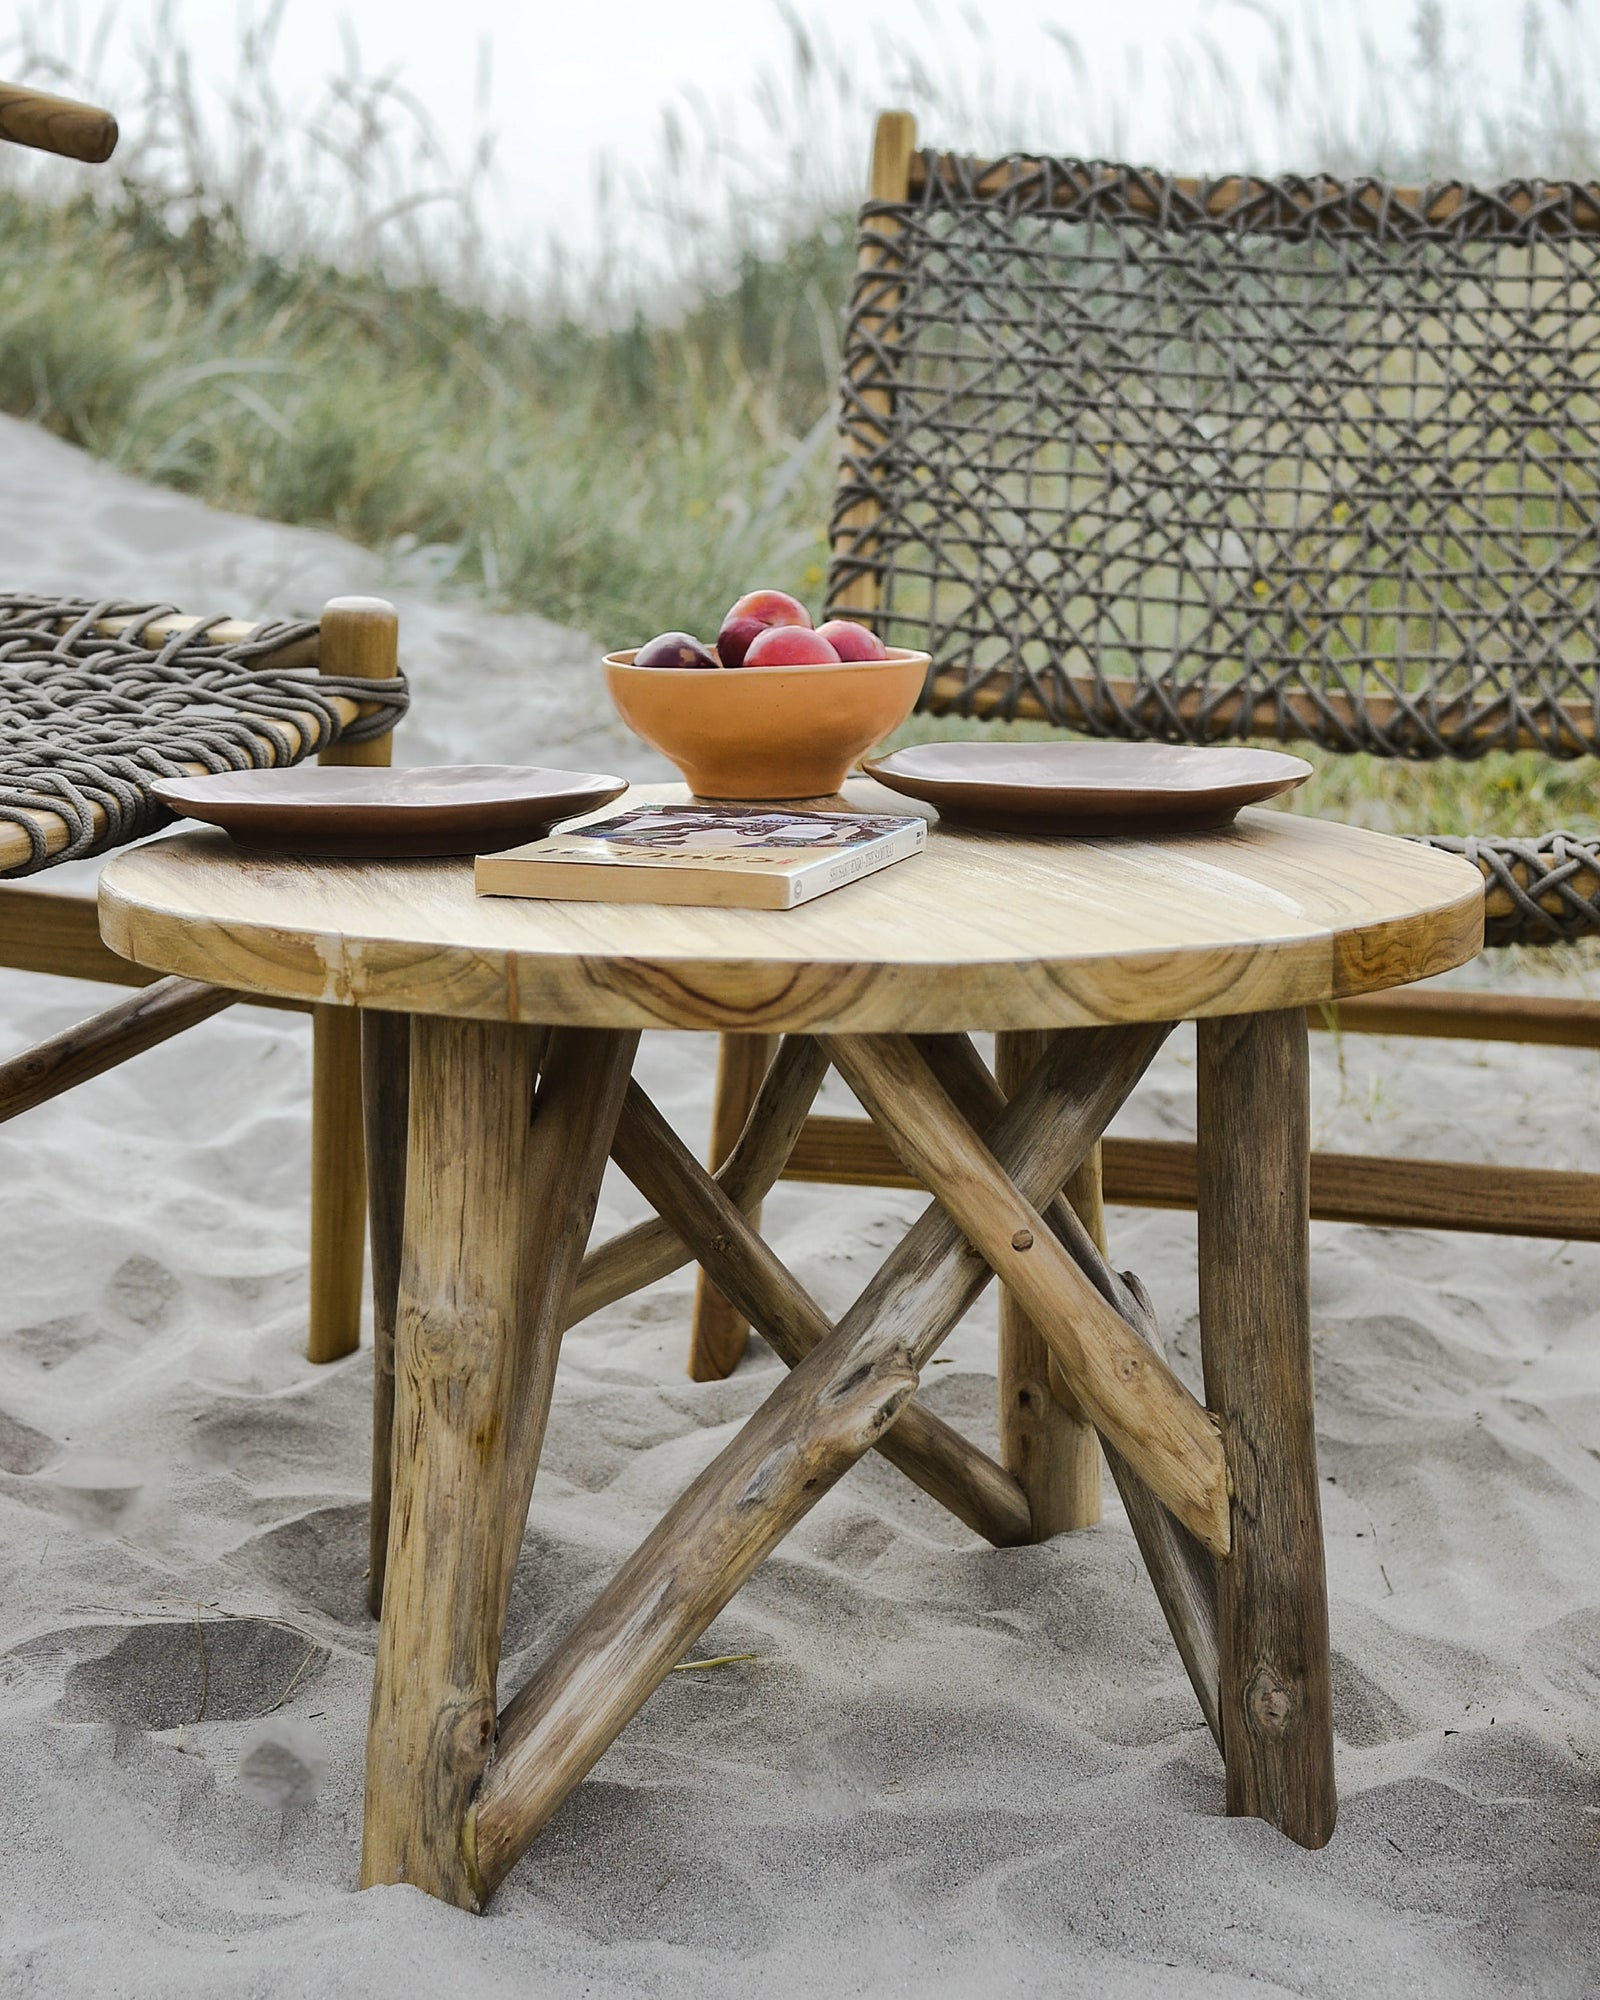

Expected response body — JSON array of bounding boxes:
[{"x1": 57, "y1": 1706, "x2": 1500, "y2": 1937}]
[
  {"x1": 362, "y1": 1014, "x2": 542, "y2": 1907},
  {"x1": 1197, "y1": 1008, "x2": 1335, "y2": 1849},
  {"x1": 1053, "y1": 1144, "x2": 1106, "y2": 1414},
  {"x1": 570, "y1": 1034, "x2": 828, "y2": 1329},
  {"x1": 362, "y1": 1011, "x2": 411, "y2": 1619},
  {"x1": 610, "y1": 1079, "x2": 1032, "y2": 1547},
  {"x1": 472, "y1": 1022, "x2": 1171, "y2": 1892},
  {"x1": 0, "y1": 975, "x2": 234, "y2": 1120},
  {"x1": 496, "y1": 1027, "x2": 640, "y2": 1620},
  {"x1": 915, "y1": 1031, "x2": 1221, "y2": 1744},
  {"x1": 830, "y1": 1034, "x2": 1230, "y2": 1556},
  {"x1": 477, "y1": 1283, "x2": 918, "y2": 1892},
  {"x1": 689, "y1": 1032, "x2": 780, "y2": 1381},
  {"x1": 996, "y1": 1031, "x2": 1102, "y2": 1537},
  {"x1": 308, "y1": 1004, "x2": 366, "y2": 1363}
]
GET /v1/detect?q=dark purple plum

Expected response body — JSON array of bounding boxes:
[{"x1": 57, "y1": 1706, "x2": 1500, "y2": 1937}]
[
  {"x1": 633, "y1": 631, "x2": 720, "y2": 669},
  {"x1": 714, "y1": 614, "x2": 767, "y2": 669}
]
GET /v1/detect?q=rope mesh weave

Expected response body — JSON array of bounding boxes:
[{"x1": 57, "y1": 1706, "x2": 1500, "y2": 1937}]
[
  {"x1": 1418, "y1": 831, "x2": 1600, "y2": 946},
  {"x1": 0, "y1": 594, "x2": 408, "y2": 875},
  {"x1": 829, "y1": 156, "x2": 1600, "y2": 760}
]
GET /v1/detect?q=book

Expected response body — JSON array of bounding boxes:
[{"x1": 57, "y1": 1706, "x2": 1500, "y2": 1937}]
[{"x1": 474, "y1": 801, "x2": 927, "y2": 910}]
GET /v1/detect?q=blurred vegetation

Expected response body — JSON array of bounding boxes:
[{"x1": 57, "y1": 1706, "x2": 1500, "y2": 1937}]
[
  {"x1": 6, "y1": 1, "x2": 1600, "y2": 837},
  {"x1": 0, "y1": 181, "x2": 847, "y2": 642}
]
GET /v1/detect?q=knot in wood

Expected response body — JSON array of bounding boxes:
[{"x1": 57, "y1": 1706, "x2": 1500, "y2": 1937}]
[
  {"x1": 1010, "y1": 1228, "x2": 1034, "y2": 1251},
  {"x1": 411, "y1": 1304, "x2": 495, "y2": 1367},
  {"x1": 1244, "y1": 1665, "x2": 1295, "y2": 1737},
  {"x1": 443, "y1": 1695, "x2": 499, "y2": 1774}
]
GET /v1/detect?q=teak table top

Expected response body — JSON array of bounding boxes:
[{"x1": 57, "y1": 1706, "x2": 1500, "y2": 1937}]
[{"x1": 97, "y1": 782, "x2": 1484, "y2": 1033}]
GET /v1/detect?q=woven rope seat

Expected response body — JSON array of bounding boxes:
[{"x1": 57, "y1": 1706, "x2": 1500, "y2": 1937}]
[
  {"x1": 0, "y1": 593, "x2": 409, "y2": 875},
  {"x1": 827, "y1": 153, "x2": 1600, "y2": 946}
]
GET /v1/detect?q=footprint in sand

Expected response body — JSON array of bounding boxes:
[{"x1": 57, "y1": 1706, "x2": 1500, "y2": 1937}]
[
  {"x1": 9, "y1": 1619, "x2": 329, "y2": 1730},
  {"x1": 104, "y1": 1253, "x2": 182, "y2": 1333}
]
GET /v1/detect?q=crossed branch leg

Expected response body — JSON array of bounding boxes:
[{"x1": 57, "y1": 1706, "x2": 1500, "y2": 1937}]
[
  {"x1": 470, "y1": 1020, "x2": 1170, "y2": 1897},
  {"x1": 689, "y1": 1032, "x2": 780, "y2": 1380},
  {"x1": 361, "y1": 1015, "x2": 635, "y2": 1907},
  {"x1": 610, "y1": 1077, "x2": 1034, "y2": 1547},
  {"x1": 912, "y1": 1031, "x2": 1221, "y2": 1747},
  {"x1": 996, "y1": 1030, "x2": 1103, "y2": 1536}
]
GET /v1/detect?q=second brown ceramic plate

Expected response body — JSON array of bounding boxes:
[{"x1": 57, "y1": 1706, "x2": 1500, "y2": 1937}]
[
  {"x1": 861, "y1": 742, "x2": 1313, "y2": 835},
  {"x1": 153, "y1": 765, "x2": 629, "y2": 859}
]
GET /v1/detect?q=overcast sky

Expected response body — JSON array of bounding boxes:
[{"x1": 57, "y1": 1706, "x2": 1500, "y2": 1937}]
[{"x1": 11, "y1": 0, "x2": 1569, "y2": 266}]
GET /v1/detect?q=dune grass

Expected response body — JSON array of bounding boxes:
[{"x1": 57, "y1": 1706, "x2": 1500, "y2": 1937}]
[
  {"x1": 0, "y1": 180, "x2": 845, "y2": 643},
  {"x1": 5, "y1": 3, "x2": 1600, "y2": 839}
]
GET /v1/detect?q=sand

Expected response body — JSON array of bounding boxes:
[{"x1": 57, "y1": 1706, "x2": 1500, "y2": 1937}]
[{"x1": 0, "y1": 410, "x2": 1596, "y2": 1997}]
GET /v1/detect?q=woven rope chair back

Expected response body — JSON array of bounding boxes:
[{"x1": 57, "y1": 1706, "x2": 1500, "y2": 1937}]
[{"x1": 827, "y1": 153, "x2": 1600, "y2": 760}]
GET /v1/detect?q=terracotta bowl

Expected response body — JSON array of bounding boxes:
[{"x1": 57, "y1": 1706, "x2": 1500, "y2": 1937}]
[{"x1": 603, "y1": 648, "x2": 930, "y2": 801}]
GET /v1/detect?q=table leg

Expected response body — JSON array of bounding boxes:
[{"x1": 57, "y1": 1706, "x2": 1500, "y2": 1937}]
[
  {"x1": 471, "y1": 1021, "x2": 1173, "y2": 1897},
  {"x1": 360, "y1": 1014, "x2": 634, "y2": 1907},
  {"x1": 361, "y1": 1010, "x2": 411, "y2": 1619},
  {"x1": 689, "y1": 1032, "x2": 780, "y2": 1381},
  {"x1": 308, "y1": 1004, "x2": 366, "y2": 1362},
  {"x1": 996, "y1": 1031, "x2": 1102, "y2": 1537},
  {"x1": 1196, "y1": 1007, "x2": 1336, "y2": 1849}
]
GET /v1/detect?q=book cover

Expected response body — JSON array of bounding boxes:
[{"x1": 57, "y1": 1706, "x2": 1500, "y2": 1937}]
[{"x1": 475, "y1": 802, "x2": 927, "y2": 909}]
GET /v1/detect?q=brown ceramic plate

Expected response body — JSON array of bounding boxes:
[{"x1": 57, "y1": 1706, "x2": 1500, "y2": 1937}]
[
  {"x1": 153, "y1": 765, "x2": 629, "y2": 859},
  {"x1": 861, "y1": 742, "x2": 1313, "y2": 835}
]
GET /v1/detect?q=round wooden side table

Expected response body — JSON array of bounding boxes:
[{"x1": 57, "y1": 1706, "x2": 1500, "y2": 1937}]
[{"x1": 99, "y1": 784, "x2": 1483, "y2": 1911}]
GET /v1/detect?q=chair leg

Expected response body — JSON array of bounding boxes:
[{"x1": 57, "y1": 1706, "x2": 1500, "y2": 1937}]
[
  {"x1": 309, "y1": 593, "x2": 397, "y2": 1368},
  {"x1": 688, "y1": 1032, "x2": 780, "y2": 1381},
  {"x1": 308, "y1": 1004, "x2": 367, "y2": 1364},
  {"x1": 996, "y1": 1032, "x2": 1103, "y2": 1536},
  {"x1": 362, "y1": 1011, "x2": 411, "y2": 1617}
]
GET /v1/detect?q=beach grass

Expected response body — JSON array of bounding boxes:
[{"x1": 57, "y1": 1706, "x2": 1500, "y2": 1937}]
[{"x1": 0, "y1": 180, "x2": 844, "y2": 645}]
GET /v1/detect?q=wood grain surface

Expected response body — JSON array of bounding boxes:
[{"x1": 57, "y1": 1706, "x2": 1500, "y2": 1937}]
[
  {"x1": 305, "y1": 598, "x2": 402, "y2": 1364},
  {"x1": 609, "y1": 1077, "x2": 1033, "y2": 1548},
  {"x1": 99, "y1": 783, "x2": 1483, "y2": 1034},
  {"x1": 573, "y1": 1036, "x2": 830, "y2": 1327},
  {"x1": 362, "y1": 1015, "x2": 544, "y2": 1905},
  {"x1": 780, "y1": 1116, "x2": 1600, "y2": 1241},
  {"x1": 995, "y1": 1029, "x2": 1102, "y2": 1536},
  {"x1": 474, "y1": 1018, "x2": 1167, "y2": 1888},
  {"x1": 830, "y1": 109, "x2": 919, "y2": 619},
  {"x1": 0, "y1": 976, "x2": 233, "y2": 1123},
  {"x1": 827, "y1": 1033, "x2": 1230, "y2": 1556},
  {"x1": 0, "y1": 80, "x2": 117, "y2": 162},
  {"x1": 915, "y1": 1032, "x2": 1222, "y2": 1742},
  {"x1": 361, "y1": 1010, "x2": 411, "y2": 1618},
  {"x1": 1197, "y1": 1008, "x2": 1336, "y2": 1849},
  {"x1": 688, "y1": 1032, "x2": 779, "y2": 1380}
]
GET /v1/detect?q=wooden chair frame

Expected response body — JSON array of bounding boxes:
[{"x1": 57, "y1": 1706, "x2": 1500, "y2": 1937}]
[
  {"x1": 3, "y1": 82, "x2": 397, "y2": 1360},
  {"x1": 0, "y1": 596, "x2": 400, "y2": 1363},
  {"x1": 687, "y1": 109, "x2": 1600, "y2": 1392}
]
